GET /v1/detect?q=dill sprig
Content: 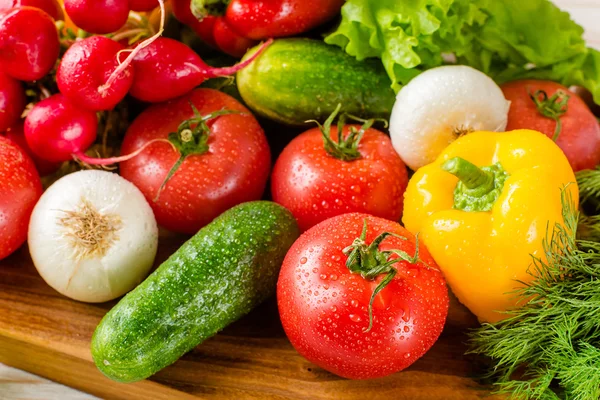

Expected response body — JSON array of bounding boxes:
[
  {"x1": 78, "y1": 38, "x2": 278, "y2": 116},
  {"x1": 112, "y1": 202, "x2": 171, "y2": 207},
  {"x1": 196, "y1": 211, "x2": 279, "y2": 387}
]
[
  {"x1": 577, "y1": 166, "x2": 600, "y2": 211},
  {"x1": 468, "y1": 187, "x2": 600, "y2": 400}
]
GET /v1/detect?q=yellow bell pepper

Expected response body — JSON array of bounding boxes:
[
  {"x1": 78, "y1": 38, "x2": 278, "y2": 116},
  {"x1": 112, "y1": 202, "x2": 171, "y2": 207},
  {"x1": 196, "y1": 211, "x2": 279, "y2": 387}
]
[{"x1": 403, "y1": 129, "x2": 578, "y2": 323}]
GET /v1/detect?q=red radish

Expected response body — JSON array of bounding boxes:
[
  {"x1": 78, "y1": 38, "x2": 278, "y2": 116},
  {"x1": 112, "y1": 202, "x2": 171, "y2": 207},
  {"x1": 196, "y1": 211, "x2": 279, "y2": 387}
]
[
  {"x1": 129, "y1": 0, "x2": 158, "y2": 11},
  {"x1": 63, "y1": 0, "x2": 129, "y2": 34},
  {"x1": 57, "y1": 36, "x2": 134, "y2": 111},
  {"x1": 24, "y1": 94, "x2": 98, "y2": 163},
  {"x1": 0, "y1": 71, "x2": 25, "y2": 131},
  {"x1": 130, "y1": 37, "x2": 273, "y2": 103},
  {"x1": 0, "y1": 7, "x2": 59, "y2": 81},
  {"x1": 5, "y1": 123, "x2": 61, "y2": 176},
  {"x1": 212, "y1": 17, "x2": 257, "y2": 58},
  {"x1": 0, "y1": 0, "x2": 63, "y2": 20}
]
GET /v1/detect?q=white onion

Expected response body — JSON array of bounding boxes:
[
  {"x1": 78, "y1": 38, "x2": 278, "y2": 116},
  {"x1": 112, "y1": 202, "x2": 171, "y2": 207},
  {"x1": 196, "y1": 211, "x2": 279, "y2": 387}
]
[
  {"x1": 389, "y1": 65, "x2": 510, "y2": 170},
  {"x1": 28, "y1": 170, "x2": 158, "y2": 303}
]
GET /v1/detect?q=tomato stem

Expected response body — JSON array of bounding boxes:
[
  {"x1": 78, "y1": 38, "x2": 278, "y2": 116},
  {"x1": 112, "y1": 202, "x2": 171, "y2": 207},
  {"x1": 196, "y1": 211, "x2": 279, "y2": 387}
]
[
  {"x1": 343, "y1": 220, "x2": 424, "y2": 332},
  {"x1": 529, "y1": 89, "x2": 570, "y2": 141},
  {"x1": 153, "y1": 106, "x2": 241, "y2": 201},
  {"x1": 309, "y1": 104, "x2": 387, "y2": 162}
]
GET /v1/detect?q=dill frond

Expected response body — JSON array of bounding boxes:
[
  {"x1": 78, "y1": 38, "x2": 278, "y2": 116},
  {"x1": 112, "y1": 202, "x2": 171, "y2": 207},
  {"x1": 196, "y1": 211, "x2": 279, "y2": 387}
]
[{"x1": 468, "y1": 188, "x2": 600, "y2": 400}]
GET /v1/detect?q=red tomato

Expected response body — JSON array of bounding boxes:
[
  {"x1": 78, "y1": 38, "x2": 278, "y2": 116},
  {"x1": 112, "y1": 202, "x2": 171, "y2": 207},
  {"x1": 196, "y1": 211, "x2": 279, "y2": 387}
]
[
  {"x1": 0, "y1": 135, "x2": 42, "y2": 260},
  {"x1": 120, "y1": 88, "x2": 271, "y2": 234},
  {"x1": 4, "y1": 123, "x2": 61, "y2": 176},
  {"x1": 226, "y1": 0, "x2": 344, "y2": 40},
  {"x1": 502, "y1": 80, "x2": 600, "y2": 172},
  {"x1": 211, "y1": 16, "x2": 257, "y2": 58},
  {"x1": 189, "y1": 15, "x2": 218, "y2": 48},
  {"x1": 277, "y1": 213, "x2": 449, "y2": 379},
  {"x1": 271, "y1": 124, "x2": 408, "y2": 232}
]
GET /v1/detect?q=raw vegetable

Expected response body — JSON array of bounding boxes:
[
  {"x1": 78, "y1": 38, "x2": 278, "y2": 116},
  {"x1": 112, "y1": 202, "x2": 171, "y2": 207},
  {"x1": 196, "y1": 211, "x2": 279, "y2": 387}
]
[
  {"x1": 4, "y1": 123, "x2": 61, "y2": 176},
  {"x1": 278, "y1": 213, "x2": 448, "y2": 379},
  {"x1": 128, "y1": 0, "x2": 158, "y2": 12},
  {"x1": 92, "y1": 201, "x2": 300, "y2": 383},
  {"x1": 129, "y1": 37, "x2": 272, "y2": 103},
  {"x1": 0, "y1": 70, "x2": 25, "y2": 131},
  {"x1": 324, "y1": 0, "x2": 600, "y2": 105},
  {"x1": 28, "y1": 170, "x2": 158, "y2": 303},
  {"x1": 173, "y1": 0, "x2": 343, "y2": 56},
  {"x1": 211, "y1": 16, "x2": 257, "y2": 58},
  {"x1": 0, "y1": 6, "x2": 60, "y2": 81},
  {"x1": 63, "y1": 0, "x2": 129, "y2": 34},
  {"x1": 403, "y1": 129, "x2": 578, "y2": 323},
  {"x1": 237, "y1": 38, "x2": 396, "y2": 125},
  {"x1": 24, "y1": 93, "x2": 98, "y2": 163},
  {"x1": 193, "y1": 0, "x2": 343, "y2": 40},
  {"x1": 0, "y1": 135, "x2": 42, "y2": 260},
  {"x1": 120, "y1": 88, "x2": 271, "y2": 234},
  {"x1": 271, "y1": 106, "x2": 408, "y2": 231},
  {"x1": 389, "y1": 65, "x2": 510, "y2": 170},
  {"x1": 469, "y1": 188, "x2": 600, "y2": 400},
  {"x1": 502, "y1": 80, "x2": 600, "y2": 172},
  {"x1": 172, "y1": 0, "x2": 257, "y2": 57},
  {"x1": 0, "y1": 0, "x2": 64, "y2": 20},
  {"x1": 57, "y1": 36, "x2": 134, "y2": 111}
]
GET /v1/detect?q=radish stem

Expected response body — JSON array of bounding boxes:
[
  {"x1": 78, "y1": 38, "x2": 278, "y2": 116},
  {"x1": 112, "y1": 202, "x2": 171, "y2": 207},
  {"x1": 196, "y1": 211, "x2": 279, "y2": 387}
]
[{"x1": 99, "y1": 0, "x2": 166, "y2": 93}]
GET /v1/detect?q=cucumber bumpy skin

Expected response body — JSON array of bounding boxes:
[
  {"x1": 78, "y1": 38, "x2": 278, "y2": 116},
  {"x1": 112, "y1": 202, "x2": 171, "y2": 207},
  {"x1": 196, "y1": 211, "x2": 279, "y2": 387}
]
[
  {"x1": 91, "y1": 201, "x2": 300, "y2": 383},
  {"x1": 237, "y1": 38, "x2": 396, "y2": 126}
]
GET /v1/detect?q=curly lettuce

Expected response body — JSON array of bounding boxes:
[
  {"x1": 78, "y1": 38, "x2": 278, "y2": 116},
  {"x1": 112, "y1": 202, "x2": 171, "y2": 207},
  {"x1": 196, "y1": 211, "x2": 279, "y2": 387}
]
[{"x1": 324, "y1": 0, "x2": 600, "y2": 104}]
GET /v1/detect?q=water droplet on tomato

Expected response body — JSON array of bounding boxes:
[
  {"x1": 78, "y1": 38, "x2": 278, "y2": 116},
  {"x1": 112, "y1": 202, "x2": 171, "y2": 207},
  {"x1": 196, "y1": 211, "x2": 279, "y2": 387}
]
[
  {"x1": 404, "y1": 326, "x2": 410, "y2": 333},
  {"x1": 350, "y1": 299, "x2": 358, "y2": 307},
  {"x1": 300, "y1": 257, "x2": 307, "y2": 264},
  {"x1": 404, "y1": 353, "x2": 411, "y2": 359},
  {"x1": 320, "y1": 274, "x2": 328, "y2": 280},
  {"x1": 349, "y1": 314, "x2": 361, "y2": 323}
]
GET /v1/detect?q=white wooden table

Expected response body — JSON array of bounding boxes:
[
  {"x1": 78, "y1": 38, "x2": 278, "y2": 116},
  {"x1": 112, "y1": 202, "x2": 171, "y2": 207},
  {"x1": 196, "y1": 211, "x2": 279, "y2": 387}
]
[{"x1": 2, "y1": 2, "x2": 599, "y2": 399}]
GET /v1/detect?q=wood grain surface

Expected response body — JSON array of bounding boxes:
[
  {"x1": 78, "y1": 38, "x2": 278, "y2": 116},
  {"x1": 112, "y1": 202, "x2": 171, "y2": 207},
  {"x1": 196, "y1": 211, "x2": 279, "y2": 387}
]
[{"x1": 1, "y1": 2, "x2": 599, "y2": 399}]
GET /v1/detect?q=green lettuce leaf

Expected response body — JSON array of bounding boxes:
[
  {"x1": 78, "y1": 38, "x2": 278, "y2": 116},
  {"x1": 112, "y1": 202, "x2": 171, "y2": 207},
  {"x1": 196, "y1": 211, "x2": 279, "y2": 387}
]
[
  {"x1": 324, "y1": 0, "x2": 487, "y2": 91},
  {"x1": 324, "y1": 0, "x2": 600, "y2": 104}
]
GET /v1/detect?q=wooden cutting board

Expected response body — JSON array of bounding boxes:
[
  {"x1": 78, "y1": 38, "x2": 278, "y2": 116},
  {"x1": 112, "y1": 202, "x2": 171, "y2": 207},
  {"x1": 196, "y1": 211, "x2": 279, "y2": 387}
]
[{"x1": 0, "y1": 233, "x2": 497, "y2": 400}]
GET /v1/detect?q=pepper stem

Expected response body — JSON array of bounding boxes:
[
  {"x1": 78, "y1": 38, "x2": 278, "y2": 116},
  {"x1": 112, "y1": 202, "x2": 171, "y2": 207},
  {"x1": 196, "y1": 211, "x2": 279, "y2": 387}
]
[
  {"x1": 442, "y1": 157, "x2": 510, "y2": 212},
  {"x1": 442, "y1": 157, "x2": 495, "y2": 191}
]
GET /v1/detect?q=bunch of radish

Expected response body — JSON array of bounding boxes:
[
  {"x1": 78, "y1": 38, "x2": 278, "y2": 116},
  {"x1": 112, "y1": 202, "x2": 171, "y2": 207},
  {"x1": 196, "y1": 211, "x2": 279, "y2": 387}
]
[
  {"x1": 0, "y1": 0, "x2": 271, "y2": 169},
  {"x1": 0, "y1": 0, "x2": 275, "y2": 290}
]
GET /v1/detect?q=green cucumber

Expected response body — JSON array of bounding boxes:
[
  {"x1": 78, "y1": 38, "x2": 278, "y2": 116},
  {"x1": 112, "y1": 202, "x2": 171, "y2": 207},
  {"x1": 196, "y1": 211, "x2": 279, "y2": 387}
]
[
  {"x1": 237, "y1": 38, "x2": 396, "y2": 126},
  {"x1": 91, "y1": 201, "x2": 299, "y2": 383}
]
